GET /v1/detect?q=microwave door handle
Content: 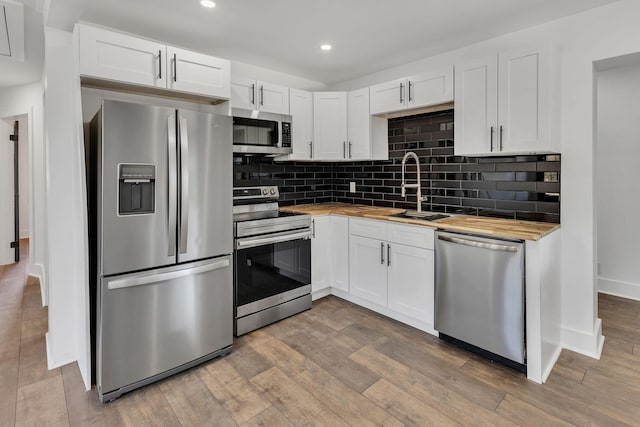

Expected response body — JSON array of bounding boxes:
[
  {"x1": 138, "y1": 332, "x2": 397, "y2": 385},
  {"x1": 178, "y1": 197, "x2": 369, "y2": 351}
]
[
  {"x1": 178, "y1": 115, "x2": 189, "y2": 254},
  {"x1": 167, "y1": 115, "x2": 177, "y2": 257}
]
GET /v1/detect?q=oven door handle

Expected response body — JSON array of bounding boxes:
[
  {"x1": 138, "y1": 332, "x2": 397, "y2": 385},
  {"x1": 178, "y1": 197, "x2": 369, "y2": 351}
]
[{"x1": 235, "y1": 229, "x2": 312, "y2": 250}]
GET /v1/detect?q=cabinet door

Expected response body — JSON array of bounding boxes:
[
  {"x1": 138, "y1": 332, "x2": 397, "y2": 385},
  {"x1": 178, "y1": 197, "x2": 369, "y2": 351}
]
[
  {"x1": 311, "y1": 216, "x2": 332, "y2": 294},
  {"x1": 387, "y1": 244, "x2": 434, "y2": 325},
  {"x1": 370, "y1": 78, "x2": 407, "y2": 115},
  {"x1": 407, "y1": 66, "x2": 454, "y2": 109},
  {"x1": 347, "y1": 88, "x2": 371, "y2": 160},
  {"x1": 454, "y1": 56, "x2": 498, "y2": 156},
  {"x1": 498, "y1": 46, "x2": 550, "y2": 154},
  {"x1": 167, "y1": 46, "x2": 230, "y2": 99},
  {"x1": 349, "y1": 235, "x2": 387, "y2": 307},
  {"x1": 257, "y1": 81, "x2": 290, "y2": 114},
  {"x1": 78, "y1": 24, "x2": 165, "y2": 88},
  {"x1": 313, "y1": 92, "x2": 347, "y2": 160},
  {"x1": 231, "y1": 77, "x2": 257, "y2": 110},
  {"x1": 289, "y1": 88, "x2": 314, "y2": 159},
  {"x1": 331, "y1": 216, "x2": 350, "y2": 292}
]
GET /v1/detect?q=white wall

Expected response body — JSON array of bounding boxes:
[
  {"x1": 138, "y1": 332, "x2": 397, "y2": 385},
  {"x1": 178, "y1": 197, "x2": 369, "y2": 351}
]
[
  {"x1": 43, "y1": 27, "x2": 91, "y2": 389},
  {"x1": 231, "y1": 60, "x2": 327, "y2": 92},
  {"x1": 596, "y1": 61, "x2": 640, "y2": 301},
  {"x1": 332, "y1": 0, "x2": 640, "y2": 358},
  {"x1": 0, "y1": 83, "x2": 47, "y2": 303}
]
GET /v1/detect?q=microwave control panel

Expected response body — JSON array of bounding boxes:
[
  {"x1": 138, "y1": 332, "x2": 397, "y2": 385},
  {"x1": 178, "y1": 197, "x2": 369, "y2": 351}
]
[{"x1": 281, "y1": 122, "x2": 292, "y2": 147}]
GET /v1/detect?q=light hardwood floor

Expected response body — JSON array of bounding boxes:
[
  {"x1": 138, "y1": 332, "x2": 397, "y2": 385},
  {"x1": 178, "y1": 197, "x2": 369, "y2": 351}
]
[{"x1": 2, "y1": 243, "x2": 640, "y2": 426}]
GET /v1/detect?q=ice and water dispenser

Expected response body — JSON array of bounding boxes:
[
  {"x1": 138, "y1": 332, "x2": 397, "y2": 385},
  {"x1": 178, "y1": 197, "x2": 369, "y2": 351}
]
[{"x1": 118, "y1": 164, "x2": 156, "y2": 215}]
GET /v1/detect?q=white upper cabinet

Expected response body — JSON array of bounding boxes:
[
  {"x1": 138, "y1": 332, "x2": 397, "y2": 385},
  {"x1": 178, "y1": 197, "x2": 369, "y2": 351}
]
[
  {"x1": 78, "y1": 24, "x2": 166, "y2": 88},
  {"x1": 369, "y1": 67, "x2": 454, "y2": 115},
  {"x1": 313, "y1": 91, "x2": 348, "y2": 160},
  {"x1": 231, "y1": 79, "x2": 289, "y2": 114},
  {"x1": 77, "y1": 24, "x2": 231, "y2": 99},
  {"x1": 166, "y1": 46, "x2": 230, "y2": 99},
  {"x1": 454, "y1": 56, "x2": 498, "y2": 156},
  {"x1": 347, "y1": 87, "x2": 371, "y2": 160},
  {"x1": 454, "y1": 45, "x2": 559, "y2": 156},
  {"x1": 288, "y1": 88, "x2": 314, "y2": 160}
]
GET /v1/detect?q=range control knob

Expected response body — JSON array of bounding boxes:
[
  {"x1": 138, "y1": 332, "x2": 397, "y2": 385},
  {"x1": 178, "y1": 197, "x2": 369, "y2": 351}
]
[
  {"x1": 262, "y1": 188, "x2": 268, "y2": 195},
  {"x1": 270, "y1": 188, "x2": 277, "y2": 195}
]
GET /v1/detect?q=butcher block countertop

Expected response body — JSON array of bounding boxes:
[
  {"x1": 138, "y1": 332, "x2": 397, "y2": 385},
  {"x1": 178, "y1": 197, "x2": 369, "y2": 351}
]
[{"x1": 280, "y1": 203, "x2": 559, "y2": 241}]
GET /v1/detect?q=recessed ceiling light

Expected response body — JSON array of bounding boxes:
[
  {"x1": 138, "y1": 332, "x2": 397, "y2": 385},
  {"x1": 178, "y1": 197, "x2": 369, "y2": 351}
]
[
  {"x1": 320, "y1": 44, "x2": 332, "y2": 51},
  {"x1": 200, "y1": 0, "x2": 216, "y2": 8}
]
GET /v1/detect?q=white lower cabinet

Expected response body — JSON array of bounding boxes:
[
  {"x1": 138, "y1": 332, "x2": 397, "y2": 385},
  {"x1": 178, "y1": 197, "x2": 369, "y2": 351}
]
[
  {"x1": 387, "y1": 244, "x2": 434, "y2": 325},
  {"x1": 311, "y1": 216, "x2": 332, "y2": 296},
  {"x1": 331, "y1": 216, "x2": 350, "y2": 293},
  {"x1": 310, "y1": 215, "x2": 349, "y2": 299},
  {"x1": 348, "y1": 217, "x2": 436, "y2": 332},
  {"x1": 349, "y1": 235, "x2": 388, "y2": 306}
]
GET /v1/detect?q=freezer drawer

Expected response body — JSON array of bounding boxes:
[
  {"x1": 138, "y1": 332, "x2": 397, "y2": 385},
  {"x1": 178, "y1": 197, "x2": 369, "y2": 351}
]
[
  {"x1": 434, "y1": 231, "x2": 525, "y2": 365},
  {"x1": 97, "y1": 257, "x2": 232, "y2": 401}
]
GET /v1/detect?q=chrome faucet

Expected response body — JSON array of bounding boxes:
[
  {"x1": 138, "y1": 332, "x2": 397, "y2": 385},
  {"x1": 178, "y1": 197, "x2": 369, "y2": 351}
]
[{"x1": 401, "y1": 151, "x2": 426, "y2": 213}]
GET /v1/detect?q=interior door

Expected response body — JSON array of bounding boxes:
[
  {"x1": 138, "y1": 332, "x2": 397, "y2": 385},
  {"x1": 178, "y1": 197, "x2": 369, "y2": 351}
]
[
  {"x1": 100, "y1": 100, "x2": 176, "y2": 276},
  {"x1": 176, "y1": 109, "x2": 232, "y2": 263},
  {"x1": 0, "y1": 120, "x2": 15, "y2": 266}
]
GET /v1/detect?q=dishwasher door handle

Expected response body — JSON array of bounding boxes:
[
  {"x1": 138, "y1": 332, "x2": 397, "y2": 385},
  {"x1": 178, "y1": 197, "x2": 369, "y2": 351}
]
[{"x1": 437, "y1": 235, "x2": 519, "y2": 252}]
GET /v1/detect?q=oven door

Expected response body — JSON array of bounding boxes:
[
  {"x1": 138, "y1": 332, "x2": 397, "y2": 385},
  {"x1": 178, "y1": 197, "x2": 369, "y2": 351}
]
[{"x1": 234, "y1": 229, "x2": 311, "y2": 317}]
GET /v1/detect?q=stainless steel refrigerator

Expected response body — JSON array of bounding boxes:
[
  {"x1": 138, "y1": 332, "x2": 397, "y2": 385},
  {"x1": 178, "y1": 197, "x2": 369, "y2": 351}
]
[{"x1": 89, "y1": 99, "x2": 233, "y2": 402}]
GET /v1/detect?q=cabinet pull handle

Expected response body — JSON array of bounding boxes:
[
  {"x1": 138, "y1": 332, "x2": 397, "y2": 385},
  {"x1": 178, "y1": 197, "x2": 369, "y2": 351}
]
[
  {"x1": 408, "y1": 81, "x2": 413, "y2": 102},
  {"x1": 380, "y1": 242, "x2": 385, "y2": 264},
  {"x1": 490, "y1": 126, "x2": 494, "y2": 152},
  {"x1": 309, "y1": 141, "x2": 313, "y2": 159},
  {"x1": 173, "y1": 53, "x2": 177, "y2": 82},
  {"x1": 399, "y1": 82, "x2": 404, "y2": 103},
  {"x1": 312, "y1": 219, "x2": 316, "y2": 238},
  {"x1": 343, "y1": 141, "x2": 346, "y2": 159},
  {"x1": 387, "y1": 244, "x2": 391, "y2": 266},
  {"x1": 260, "y1": 85, "x2": 264, "y2": 106},
  {"x1": 499, "y1": 125, "x2": 504, "y2": 151},
  {"x1": 250, "y1": 83, "x2": 255, "y2": 106},
  {"x1": 348, "y1": 141, "x2": 352, "y2": 159},
  {"x1": 158, "y1": 50, "x2": 162, "y2": 79}
]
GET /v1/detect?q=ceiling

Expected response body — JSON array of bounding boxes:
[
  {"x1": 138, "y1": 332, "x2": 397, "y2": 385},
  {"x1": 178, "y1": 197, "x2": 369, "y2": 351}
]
[
  {"x1": 0, "y1": 0, "x2": 43, "y2": 89},
  {"x1": 44, "y1": 0, "x2": 620, "y2": 85}
]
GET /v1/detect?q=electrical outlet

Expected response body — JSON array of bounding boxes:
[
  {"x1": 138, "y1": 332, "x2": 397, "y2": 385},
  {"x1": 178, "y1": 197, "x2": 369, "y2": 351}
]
[{"x1": 349, "y1": 182, "x2": 356, "y2": 193}]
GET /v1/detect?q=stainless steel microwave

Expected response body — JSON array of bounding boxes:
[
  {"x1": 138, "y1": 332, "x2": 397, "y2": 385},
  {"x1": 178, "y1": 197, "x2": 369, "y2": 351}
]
[{"x1": 232, "y1": 109, "x2": 292, "y2": 155}]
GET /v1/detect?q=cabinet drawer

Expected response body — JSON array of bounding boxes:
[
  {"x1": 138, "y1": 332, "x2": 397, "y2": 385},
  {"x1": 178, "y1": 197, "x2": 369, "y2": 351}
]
[
  {"x1": 387, "y1": 223, "x2": 434, "y2": 250},
  {"x1": 349, "y1": 218, "x2": 387, "y2": 241}
]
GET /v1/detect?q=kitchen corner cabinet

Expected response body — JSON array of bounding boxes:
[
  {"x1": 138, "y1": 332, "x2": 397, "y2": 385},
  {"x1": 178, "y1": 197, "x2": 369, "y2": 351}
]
[
  {"x1": 285, "y1": 88, "x2": 314, "y2": 160},
  {"x1": 369, "y1": 66, "x2": 454, "y2": 115},
  {"x1": 348, "y1": 218, "x2": 435, "y2": 330},
  {"x1": 309, "y1": 215, "x2": 349, "y2": 300},
  {"x1": 77, "y1": 24, "x2": 231, "y2": 99},
  {"x1": 231, "y1": 78, "x2": 289, "y2": 114},
  {"x1": 313, "y1": 91, "x2": 348, "y2": 160},
  {"x1": 311, "y1": 216, "x2": 332, "y2": 297},
  {"x1": 454, "y1": 45, "x2": 559, "y2": 156}
]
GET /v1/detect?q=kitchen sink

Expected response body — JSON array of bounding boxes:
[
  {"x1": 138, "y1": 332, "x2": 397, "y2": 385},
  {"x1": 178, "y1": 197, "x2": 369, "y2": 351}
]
[{"x1": 392, "y1": 211, "x2": 450, "y2": 222}]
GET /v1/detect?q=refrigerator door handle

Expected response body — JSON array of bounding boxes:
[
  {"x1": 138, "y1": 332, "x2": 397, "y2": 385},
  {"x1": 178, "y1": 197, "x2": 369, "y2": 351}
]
[
  {"x1": 167, "y1": 115, "x2": 177, "y2": 257},
  {"x1": 107, "y1": 258, "x2": 230, "y2": 290},
  {"x1": 178, "y1": 115, "x2": 190, "y2": 254}
]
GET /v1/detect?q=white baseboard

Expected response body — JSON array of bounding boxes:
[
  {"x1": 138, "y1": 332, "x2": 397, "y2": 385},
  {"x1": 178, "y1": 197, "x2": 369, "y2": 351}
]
[
  {"x1": 598, "y1": 277, "x2": 640, "y2": 301},
  {"x1": 562, "y1": 318, "x2": 605, "y2": 360},
  {"x1": 311, "y1": 288, "x2": 331, "y2": 301},
  {"x1": 28, "y1": 262, "x2": 47, "y2": 306},
  {"x1": 45, "y1": 332, "x2": 76, "y2": 370},
  {"x1": 542, "y1": 344, "x2": 563, "y2": 383}
]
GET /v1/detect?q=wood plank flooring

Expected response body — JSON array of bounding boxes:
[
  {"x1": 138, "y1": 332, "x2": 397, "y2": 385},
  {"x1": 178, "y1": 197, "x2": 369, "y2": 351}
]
[{"x1": 3, "y1": 243, "x2": 640, "y2": 426}]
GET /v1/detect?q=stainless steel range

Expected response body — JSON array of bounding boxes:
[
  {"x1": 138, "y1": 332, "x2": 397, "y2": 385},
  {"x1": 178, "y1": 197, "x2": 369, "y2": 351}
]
[{"x1": 233, "y1": 186, "x2": 312, "y2": 335}]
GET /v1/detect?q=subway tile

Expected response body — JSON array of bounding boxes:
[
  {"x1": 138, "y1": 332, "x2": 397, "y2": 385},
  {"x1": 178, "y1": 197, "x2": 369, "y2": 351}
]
[{"x1": 496, "y1": 162, "x2": 537, "y2": 172}]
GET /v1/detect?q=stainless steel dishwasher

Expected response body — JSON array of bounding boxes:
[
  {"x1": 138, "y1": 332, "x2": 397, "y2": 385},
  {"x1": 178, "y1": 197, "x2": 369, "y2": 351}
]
[{"x1": 434, "y1": 230, "x2": 526, "y2": 371}]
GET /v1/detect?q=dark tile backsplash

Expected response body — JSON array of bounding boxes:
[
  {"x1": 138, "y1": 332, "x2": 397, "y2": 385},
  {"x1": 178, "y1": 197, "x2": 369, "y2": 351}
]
[{"x1": 233, "y1": 109, "x2": 560, "y2": 223}]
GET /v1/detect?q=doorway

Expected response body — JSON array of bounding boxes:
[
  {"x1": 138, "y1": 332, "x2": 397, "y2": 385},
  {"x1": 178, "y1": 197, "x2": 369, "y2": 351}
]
[
  {"x1": 595, "y1": 53, "x2": 640, "y2": 301},
  {"x1": 1, "y1": 114, "x2": 29, "y2": 267}
]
